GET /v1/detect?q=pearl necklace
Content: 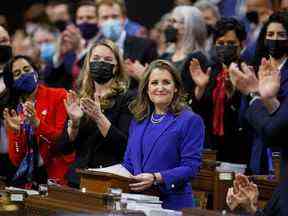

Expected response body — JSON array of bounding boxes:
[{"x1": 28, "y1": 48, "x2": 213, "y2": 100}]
[{"x1": 150, "y1": 112, "x2": 166, "y2": 124}]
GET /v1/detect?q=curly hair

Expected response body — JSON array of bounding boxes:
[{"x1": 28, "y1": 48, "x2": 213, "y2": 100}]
[{"x1": 213, "y1": 17, "x2": 247, "y2": 43}]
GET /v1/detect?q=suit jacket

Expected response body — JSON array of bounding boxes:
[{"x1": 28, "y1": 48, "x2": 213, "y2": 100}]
[
  {"x1": 7, "y1": 84, "x2": 74, "y2": 184},
  {"x1": 255, "y1": 178, "x2": 288, "y2": 216},
  {"x1": 65, "y1": 91, "x2": 134, "y2": 187},
  {"x1": 122, "y1": 110, "x2": 204, "y2": 210},
  {"x1": 246, "y1": 95, "x2": 288, "y2": 176},
  {"x1": 245, "y1": 59, "x2": 288, "y2": 174}
]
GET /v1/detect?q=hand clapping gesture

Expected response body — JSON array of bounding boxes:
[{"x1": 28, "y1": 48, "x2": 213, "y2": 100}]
[
  {"x1": 229, "y1": 62, "x2": 259, "y2": 95},
  {"x1": 23, "y1": 101, "x2": 40, "y2": 128},
  {"x1": 189, "y1": 58, "x2": 211, "y2": 88},
  {"x1": 80, "y1": 94, "x2": 102, "y2": 122},
  {"x1": 258, "y1": 58, "x2": 280, "y2": 100},
  {"x1": 64, "y1": 90, "x2": 83, "y2": 125},
  {"x1": 226, "y1": 174, "x2": 259, "y2": 213},
  {"x1": 3, "y1": 108, "x2": 21, "y2": 131}
]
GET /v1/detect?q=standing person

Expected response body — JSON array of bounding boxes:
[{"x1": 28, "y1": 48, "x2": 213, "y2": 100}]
[
  {"x1": 3, "y1": 55, "x2": 74, "y2": 186},
  {"x1": 183, "y1": 17, "x2": 249, "y2": 163},
  {"x1": 63, "y1": 40, "x2": 134, "y2": 188},
  {"x1": 243, "y1": 11, "x2": 288, "y2": 174},
  {"x1": 123, "y1": 60, "x2": 204, "y2": 210},
  {"x1": 161, "y1": 6, "x2": 207, "y2": 72}
]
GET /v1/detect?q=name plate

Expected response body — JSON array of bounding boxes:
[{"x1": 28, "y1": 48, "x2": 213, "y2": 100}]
[
  {"x1": 219, "y1": 172, "x2": 233, "y2": 181},
  {"x1": 10, "y1": 193, "x2": 24, "y2": 202}
]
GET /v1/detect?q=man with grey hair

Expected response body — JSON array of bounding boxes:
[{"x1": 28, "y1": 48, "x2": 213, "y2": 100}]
[
  {"x1": 194, "y1": 0, "x2": 220, "y2": 28},
  {"x1": 194, "y1": 0, "x2": 220, "y2": 56}
]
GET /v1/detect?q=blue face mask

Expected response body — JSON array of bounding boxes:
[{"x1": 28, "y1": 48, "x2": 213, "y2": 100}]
[
  {"x1": 13, "y1": 71, "x2": 38, "y2": 94},
  {"x1": 40, "y1": 42, "x2": 56, "y2": 63},
  {"x1": 100, "y1": 19, "x2": 122, "y2": 41}
]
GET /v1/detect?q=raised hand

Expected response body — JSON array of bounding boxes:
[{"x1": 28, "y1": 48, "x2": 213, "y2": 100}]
[
  {"x1": 64, "y1": 90, "x2": 83, "y2": 124},
  {"x1": 258, "y1": 58, "x2": 280, "y2": 100},
  {"x1": 229, "y1": 62, "x2": 259, "y2": 95},
  {"x1": 80, "y1": 95, "x2": 101, "y2": 122},
  {"x1": 189, "y1": 58, "x2": 211, "y2": 88},
  {"x1": 23, "y1": 101, "x2": 40, "y2": 127},
  {"x1": 3, "y1": 108, "x2": 21, "y2": 131}
]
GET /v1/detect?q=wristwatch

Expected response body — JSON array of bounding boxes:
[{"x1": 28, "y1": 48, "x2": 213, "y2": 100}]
[{"x1": 152, "y1": 173, "x2": 158, "y2": 186}]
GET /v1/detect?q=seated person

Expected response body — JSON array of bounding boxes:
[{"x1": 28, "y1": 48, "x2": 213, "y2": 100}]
[{"x1": 122, "y1": 60, "x2": 204, "y2": 210}]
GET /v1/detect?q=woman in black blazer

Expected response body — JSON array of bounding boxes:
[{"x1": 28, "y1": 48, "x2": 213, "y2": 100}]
[{"x1": 62, "y1": 40, "x2": 134, "y2": 188}]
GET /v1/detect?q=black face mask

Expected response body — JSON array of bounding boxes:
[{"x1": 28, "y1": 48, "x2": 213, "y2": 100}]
[
  {"x1": 0, "y1": 45, "x2": 12, "y2": 64},
  {"x1": 215, "y1": 44, "x2": 239, "y2": 66},
  {"x1": 246, "y1": 11, "x2": 259, "y2": 25},
  {"x1": 206, "y1": 24, "x2": 215, "y2": 37},
  {"x1": 265, "y1": 39, "x2": 288, "y2": 59},
  {"x1": 90, "y1": 61, "x2": 115, "y2": 84},
  {"x1": 164, "y1": 26, "x2": 178, "y2": 43}
]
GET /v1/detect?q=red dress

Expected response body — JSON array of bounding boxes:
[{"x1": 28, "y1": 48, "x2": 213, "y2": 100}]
[{"x1": 7, "y1": 84, "x2": 75, "y2": 185}]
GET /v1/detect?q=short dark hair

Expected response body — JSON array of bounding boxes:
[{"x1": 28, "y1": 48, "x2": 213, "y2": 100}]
[
  {"x1": 47, "y1": 0, "x2": 69, "y2": 7},
  {"x1": 213, "y1": 17, "x2": 247, "y2": 43},
  {"x1": 76, "y1": 0, "x2": 96, "y2": 11}
]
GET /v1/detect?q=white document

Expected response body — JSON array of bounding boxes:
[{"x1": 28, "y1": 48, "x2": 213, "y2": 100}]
[
  {"x1": 88, "y1": 164, "x2": 132, "y2": 178},
  {"x1": 5, "y1": 186, "x2": 39, "y2": 196}
]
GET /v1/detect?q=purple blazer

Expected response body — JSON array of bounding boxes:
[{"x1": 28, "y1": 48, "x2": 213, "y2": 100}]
[{"x1": 122, "y1": 109, "x2": 204, "y2": 210}]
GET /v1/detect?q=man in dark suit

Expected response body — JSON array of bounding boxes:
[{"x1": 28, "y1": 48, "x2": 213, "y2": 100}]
[{"x1": 227, "y1": 60, "x2": 288, "y2": 216}]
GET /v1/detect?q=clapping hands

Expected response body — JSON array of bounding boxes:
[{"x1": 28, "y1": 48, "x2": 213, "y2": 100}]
[
  {"x1": 229, "y1": 58, "x2": 280, "y2": 99},
  {"x1": 226, "y1": 174, "x2": 259, "y2": 213},
  {"x1": 64, "y1": 90, "x2": 102, "y2": 123}
]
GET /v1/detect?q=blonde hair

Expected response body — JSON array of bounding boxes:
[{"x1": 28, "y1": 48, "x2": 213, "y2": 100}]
[{"x1": 77, "y1": 39, "x2": 128, "y2": 108}]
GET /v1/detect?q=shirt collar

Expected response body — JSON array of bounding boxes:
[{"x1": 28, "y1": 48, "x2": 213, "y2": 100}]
[
  {"x1": 116, "y1": 30, "x2": 126, "y2": 55},
  {"x1": 278, "y1": 57, "x2": 288, "y2": 71}
]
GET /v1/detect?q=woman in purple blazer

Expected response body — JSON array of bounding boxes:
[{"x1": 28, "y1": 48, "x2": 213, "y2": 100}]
[{"x1": 122, "y1": 60, "x2": 205, "y2": 210}]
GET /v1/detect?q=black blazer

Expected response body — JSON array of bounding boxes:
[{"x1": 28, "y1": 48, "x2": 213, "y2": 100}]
[
  {"x1": 181, "y1": 54, "x2": 250, "y2": 163},
  {"x1": 64, "y1": 91, "x2": 135, "y2": 187}
]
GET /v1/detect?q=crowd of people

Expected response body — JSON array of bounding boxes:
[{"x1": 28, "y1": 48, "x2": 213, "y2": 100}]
[{"x1": 0, "y1": 0, "x2": 287, "y2": 214}]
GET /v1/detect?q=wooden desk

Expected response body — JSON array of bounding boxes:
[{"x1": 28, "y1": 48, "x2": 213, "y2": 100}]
[
  {"x1": 192, "y1": 162, "x2": 278, "y2": 211},
  {"x1": 23, "y1": 186, "x2": 145, "y2": 215}
]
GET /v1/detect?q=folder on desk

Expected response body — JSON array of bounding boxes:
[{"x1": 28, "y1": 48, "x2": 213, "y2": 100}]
[{"x1": 78, "y1": 164, "x2": 136, "y2": 193}]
